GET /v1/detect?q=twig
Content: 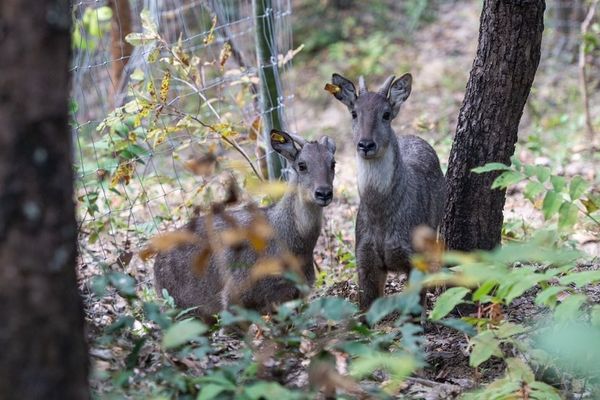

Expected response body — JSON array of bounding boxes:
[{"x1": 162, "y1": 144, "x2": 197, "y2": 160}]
[
  {"x1": 578, "y1": 0, "x2": 598, "y2": 144},
  {"x1": 168, "y1": 109, "x2": 263, "y2": 181}
]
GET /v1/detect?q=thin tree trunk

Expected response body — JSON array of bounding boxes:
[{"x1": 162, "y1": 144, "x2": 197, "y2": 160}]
[
  {"x1": 442, "y1": 0, "x2": 545, "y2": 251},
  {"x1": 108, "y1": 0, "x2": 133, "y2": 107},
  {"x1": 0, "y1": 0, "x2": 89, "y2": 398}
]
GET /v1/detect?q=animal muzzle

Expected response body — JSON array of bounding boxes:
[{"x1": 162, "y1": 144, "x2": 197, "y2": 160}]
[
  {"x1": 314, "y1": 186, "x2": 333, "y2": 206},
  {"x1": 357, "y1": 139, "x2": 377, "y2": 158}
]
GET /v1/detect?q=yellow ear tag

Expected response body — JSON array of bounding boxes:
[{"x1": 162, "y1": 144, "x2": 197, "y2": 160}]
[
  {"x1": 271, "y1": 132, "x2": 287, "y2": 143},
  {"x1": 324, "y1": 83, "x2": 341, "y2": 95}
]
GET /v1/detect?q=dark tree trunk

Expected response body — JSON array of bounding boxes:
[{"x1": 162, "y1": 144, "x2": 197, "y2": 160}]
[
  {"x1": 0, "y1": 1, "x2": 89, "y2": 399},
  {"x1": 441, "y1": 0, "x2": 545, "y2": 251}
]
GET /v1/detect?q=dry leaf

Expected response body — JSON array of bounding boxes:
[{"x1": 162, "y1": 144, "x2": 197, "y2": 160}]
[
  {"x1": 140, "y1": 231, "x2": 199, "y2": 261},
  {"x1": 183, "y1": 153, "x2": 217, "y2": 177},
  {"x1": 247, "y1": 215, "x2": 274, "y2": 252},
  {"x1": 192, "y1": 246, "x2": 212, "y2": 276},
  {"x1": 251, "y1": 257, "x2": 283, "y2": 281},
  {"x1": 249, "y1": 116, "x2": 261, "y2": 141},
  {"x1": 220, "y1": 228, "x2": 247, "y2": 248},
  {"x1": 219, "y1": 42, "x2": 232, "y2": 68}
]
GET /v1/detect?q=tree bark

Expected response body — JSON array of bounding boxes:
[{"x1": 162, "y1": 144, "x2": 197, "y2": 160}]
[
  {"x1": 442, "y1": 0, "x2": 545, "y2": 251},
  {"x1": 0, "y1": 1, "x2": 89, "y2": 399}
]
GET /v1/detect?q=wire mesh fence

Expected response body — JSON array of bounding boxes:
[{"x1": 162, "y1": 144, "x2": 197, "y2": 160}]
[
  {"x1": 71, "y1": 0, "x2": 297, "y2": 269},
  {"x1": 71, "y1": 0, "x2": 594, "y2": 271}
]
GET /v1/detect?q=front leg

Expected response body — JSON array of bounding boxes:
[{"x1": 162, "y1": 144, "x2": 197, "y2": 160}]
[{"x1": 356, "y1": 239, "x2": 386, "y2": 311}]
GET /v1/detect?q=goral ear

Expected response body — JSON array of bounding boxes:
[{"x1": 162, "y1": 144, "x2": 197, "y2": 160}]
[
  {"x1": 319, "y1": 135, "x2": 336, "y2": 155},
  {"x1": 389, "y1": 73, "x2": 412, "y2": 119},
  {"x1": 327, "y1": 73, "x2": 357, "y2": 110},
  {"x1": 270, "y1": 129, "x2": 299, "y2": 161}
]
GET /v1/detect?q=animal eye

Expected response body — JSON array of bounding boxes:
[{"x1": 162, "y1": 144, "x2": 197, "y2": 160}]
[
  {"x1": 331, "y1": 160, "x2": 336, "y2": 170},
  {"x1": 351, "y1": 111, "x2": 357, "y2": 119},
  {"x1": 382, "y1": 111, "x2": 391, "y2": 121},
  {"x1": 298, "y1": 162, "x2": 307, "y2": 172}
]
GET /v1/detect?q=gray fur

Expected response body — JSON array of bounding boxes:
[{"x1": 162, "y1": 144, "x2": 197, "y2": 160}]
[
  {"x1": 154, "y1": 130, "x2": 336, "y2": 322},
  {"x1": 330, "y1": 73, "x2": 446, "y2": 310}
]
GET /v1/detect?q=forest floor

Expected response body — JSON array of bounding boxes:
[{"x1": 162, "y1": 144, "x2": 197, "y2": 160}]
[{"x1": 79, "y1": 1, "x2": 600, "y2": 398}]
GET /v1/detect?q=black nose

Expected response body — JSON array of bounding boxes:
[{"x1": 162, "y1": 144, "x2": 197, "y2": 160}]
[
  {"x1": 357, "y1": 140, "x2": 376, "y2": 153},
  {"x1": 315, "y1": 187, "x2": 333, "y2": 202}
]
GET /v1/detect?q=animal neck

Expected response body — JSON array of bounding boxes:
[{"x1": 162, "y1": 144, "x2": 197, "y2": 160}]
[
  {"x1": 356, "y1": 135, "x2": 403, "y2": 197},
  {"x1": 274, "y1": 188, "x2": 323, "y2": 247}
]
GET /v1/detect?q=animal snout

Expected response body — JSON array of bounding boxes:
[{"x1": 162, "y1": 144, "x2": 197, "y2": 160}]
[
  {"x1": 357, "y1": 140, "x2": 377, "y2": 156},
  {"x1": 314, "y1": 186, "x2": 333, "y2": 205}
]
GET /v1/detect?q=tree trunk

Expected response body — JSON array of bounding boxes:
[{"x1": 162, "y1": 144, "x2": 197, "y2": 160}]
[
  {"x1": 441, "y1": 0, "x2": 545, "y2": 251},
  {"x1": 0, "y1": 1, "x2": 89, "y2": 399},
  {"x1": 108, "y1": 0, "x2": 134, "y2": 107}
]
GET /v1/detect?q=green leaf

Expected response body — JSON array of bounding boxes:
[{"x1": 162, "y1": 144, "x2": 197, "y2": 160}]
[
  {"x1": 491, "y1": 171, "x2": 524, "y2": 189},
  {"x1": 542, "y1": 190, "x2": 562, "y2": 220},
  {"x1": 535, "y1": 286, "x2": 568, "y2": 307},
  {"x1": 96, "y1": 6, "x2": 113, "y2": 21},
  {"x1": 591, "y1": 305, "x2": 600, "y2": 328},
  {"x1": 366, "y1": 291, "x2": 421, "y2": 326},
  {"x1": 130, "y1": 68, "x2": 145, "y2": 81},
  {"x1": 505, "y1": 357, "x2": 534, "y2": 383},
  {"x1": 429, "y1": 287, "x2": 470, "y2": 320},
  {"x1": 472, "y1": 280, "x2": 498, "y2": 302},
  {"x1": 504, "y1": 274, "x2": 545, "y2": 305},
  {"x1": 524, "y1": 181, "x2": 545, "y2": 202},
  {"x1": 437, "y1": 318, "x2": 477, "y2": 336},
  {"x1": 471, "y1": 163, "x2": 511, "y2": 173},
  {"x1": 243, "y1": 382, "x2": 298, "y2": 400},
  {"x1": 305, "y1": 297, "x2": 358, "y2": 321},
  {"x1": 125, "y1": 32, "x2": 158, "y2": 46},
  {"x1": 162, "y1": 319, "x2": 207, "y2": 349},
  {"x1": 494, "y1": 322, "x2": 528, "y2": 339},
  {"x1": 469, "y1": 330, "x2": 502, "y2": 367},
  {"x1": 140, "y1": 9, "x2": 158, "y2": 35},
  {"x1": 198, "y1": 383, "x2": 230, "y2": 400},
  {"x1": 559, "y1": 270, "x2": 600, "y2": 287},
  {"x1": 108, "y1": 271, "x2": 137, "y2": 297},
  {"x1": 569, "y1": 176, "x2": 589, "y2": 200},
  {"x1": 550, "y1": 175, "x2": 566, "y2": 192},
  {"x1": 558, "y1": 201, "x2": 578, "y2": 230},
  {"x1": 350, "y1": 352, "x2": 418, "y2": 381},
  {"x1": 533, "y1": 165, "x2": 551, "y2": 182},
  {"x1": 554, "y1": 294, "x2": 586, "y2": 322}
]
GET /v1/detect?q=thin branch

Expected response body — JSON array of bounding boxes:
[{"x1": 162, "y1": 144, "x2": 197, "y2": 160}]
[
  {"x1": 168, "y1": 109, "x2": 263, "y2": 181},
  {"x1": 578, "y1": 0, "x2": 598, "y2": 144}
]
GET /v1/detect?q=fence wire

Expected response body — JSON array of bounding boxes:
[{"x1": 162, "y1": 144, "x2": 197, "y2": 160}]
[{"x1": 72, "y1": 0, "x2": 296, "y2": 269}]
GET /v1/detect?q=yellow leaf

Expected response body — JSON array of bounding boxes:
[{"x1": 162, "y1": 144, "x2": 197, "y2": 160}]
[
  {"x1": 246, "y1": 179, "x2": 290, "y2": 198},
  {"x1": 324, "y1": 83, "x2": 341, "y2": 95},
  {"x1": 159, "y1": 70, "x2": 171, "y2": 103},
  {"x1": 203, "y1": 15, "x2": 217, "y2": 45},
  {"x1": 110, "y1": 162, "x2": 134, "y2": 187},
  {"x1": 270, "y1": 131, "x2": 286, "y2": 143}
]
